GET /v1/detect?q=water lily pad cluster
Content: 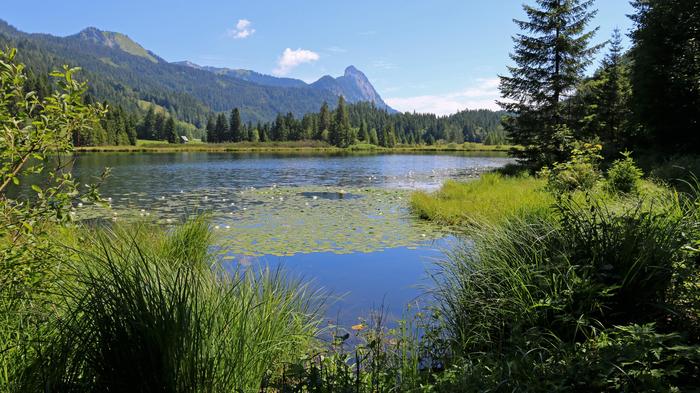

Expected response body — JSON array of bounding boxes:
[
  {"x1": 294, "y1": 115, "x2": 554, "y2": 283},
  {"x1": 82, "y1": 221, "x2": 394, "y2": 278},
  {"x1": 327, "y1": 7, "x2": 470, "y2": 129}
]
[{"x1": 73, "y1": 185, "x2": 444, "y2": 256}]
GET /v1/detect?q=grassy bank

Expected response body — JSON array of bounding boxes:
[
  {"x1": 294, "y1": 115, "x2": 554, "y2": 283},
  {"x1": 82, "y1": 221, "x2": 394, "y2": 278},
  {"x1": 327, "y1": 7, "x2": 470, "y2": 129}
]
[
  {"x1": 75, "y1": 139, "x2": 512, "y2": 153},
  {"x1": 411, "y1": 172, "x2": 553, "y2": 226},
  {"x1": 2, "y1": 218, "x2": 325, "y2": 391},
  {"x1": 407, "y1": 155, "x2": 700, "y2": 391}
]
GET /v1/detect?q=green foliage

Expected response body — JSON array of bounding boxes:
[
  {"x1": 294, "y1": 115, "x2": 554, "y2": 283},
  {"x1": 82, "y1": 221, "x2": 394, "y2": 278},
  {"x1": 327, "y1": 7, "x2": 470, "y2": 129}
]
[
  {"x1": 540, "y1": 142, "x2": 603, "y2": 193},
  {"x1": 630, "y1": 0, "x2": 700, "y2": 152},
  {"x1": 607, "y1": 151, "x2": 644, "y2": 194},
  {"x1": 411, "y1": 172, "x2": 553, "y2": 226},
  {"x1": 499, "y1": 0, "x2": 602, "y2": 167},
  {"x1": 573, "y1": 29, "x2": 634, "y2": 155},
  {"x1": 330, "y1": 96, "x2": 351, "y2": 147},
  {"x1": 15, "y1": 218, "x2": 323, "y2": 392},
  {"x1": 430, "y1": 183, "x2": 700, "y2": 391},
  {"x1": 0, "y1": 48, "x2": 106, "y2": 390},
  {"x1": 279, "y1": 307, "x2": 438, "y2": 393}
]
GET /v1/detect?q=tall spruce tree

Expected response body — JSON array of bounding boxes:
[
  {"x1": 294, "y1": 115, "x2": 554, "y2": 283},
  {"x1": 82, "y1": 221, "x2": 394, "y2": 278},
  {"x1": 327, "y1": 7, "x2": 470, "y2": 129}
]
[
  {"x1": 499, "y1": 0, "x2": 601, "y2": 167},
  {"x1": 153, "y1": 113, "x2": 165, "y2": 140},
  {"x1": 630, "y1": 0, "x2": 700, "y2": 151},
  {"x1": 330, "y1": 96, "x2": 351, "y2": 147},
  {"x1": 164, "y1": 117, "x2": 177, "y2": 144},
  {"x1": 214, "y1": 113, "x2": 228, "y2": 143},
  {"x1": 229, "y1": 108, "x2": 242, "y2": 142},
  {"x1": 140, "y1": 106, "x2": 155, "y2": 140},
  {"x1": 590, "y1": 28, "x2": 632, "y2": 152},
  {"x1": 359, "y1": 120, "x2": 370, "y2": 142},
  {"x1": 318, "y1": 102, "x2": 331, "y2": 139},
  {"x1": 206, "y1": 116, "x2": 216, "y2": 143}
]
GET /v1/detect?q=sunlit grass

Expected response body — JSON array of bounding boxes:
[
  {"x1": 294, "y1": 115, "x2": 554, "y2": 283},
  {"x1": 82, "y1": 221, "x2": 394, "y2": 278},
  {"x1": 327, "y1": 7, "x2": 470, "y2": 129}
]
[
  {"x1": 410, "y1": 172, "x2": 554, "y2": 226},
  {"x1": 12, "y1": 217, "x2": 326, "y2": 392}
]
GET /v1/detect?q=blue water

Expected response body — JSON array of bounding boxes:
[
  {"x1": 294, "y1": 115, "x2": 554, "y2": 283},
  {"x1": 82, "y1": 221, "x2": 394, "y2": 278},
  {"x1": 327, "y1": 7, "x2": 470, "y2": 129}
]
[
  {"x1": 65, "y1": 152, "x2": 510, "y2": 321},
  {"x1": 223, "y1": 238, "x2": 452, "y2": 325}
]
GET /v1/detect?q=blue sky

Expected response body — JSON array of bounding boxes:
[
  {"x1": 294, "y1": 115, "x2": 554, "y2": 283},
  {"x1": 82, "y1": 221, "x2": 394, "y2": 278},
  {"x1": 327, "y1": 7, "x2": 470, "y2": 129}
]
[{"x1": 2, "y1": 1, "x2": 635, "y2": 114}]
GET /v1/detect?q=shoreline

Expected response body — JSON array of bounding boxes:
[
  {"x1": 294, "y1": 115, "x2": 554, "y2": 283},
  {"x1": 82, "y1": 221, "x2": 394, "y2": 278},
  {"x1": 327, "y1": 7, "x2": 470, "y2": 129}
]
[{"x1": 74, "y1": 141, "x2": 513, "y2": 153}]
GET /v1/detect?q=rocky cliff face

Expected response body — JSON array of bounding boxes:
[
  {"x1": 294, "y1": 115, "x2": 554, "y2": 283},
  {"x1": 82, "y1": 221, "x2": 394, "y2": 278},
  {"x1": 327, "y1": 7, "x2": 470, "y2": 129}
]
[
  {"x1": 311, "y1": 66, "x2": 393, "y2": 111},
  {"x1": 176, "y1": 61, "x2": 395, "y2": 111}
]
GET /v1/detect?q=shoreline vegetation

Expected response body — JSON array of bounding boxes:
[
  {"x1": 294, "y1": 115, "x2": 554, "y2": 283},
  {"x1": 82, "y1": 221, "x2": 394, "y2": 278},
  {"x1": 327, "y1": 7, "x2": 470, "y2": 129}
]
[
  {"x1": 3, "y1": 0, "x2": 700, "y2": 391},
  {"x1": 74, "y1": 139, "x2": 513, "y2": 153}
]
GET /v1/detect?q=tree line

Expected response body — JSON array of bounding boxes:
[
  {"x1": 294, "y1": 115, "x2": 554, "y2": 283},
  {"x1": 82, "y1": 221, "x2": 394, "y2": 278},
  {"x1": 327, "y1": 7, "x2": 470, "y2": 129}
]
[
  {"x1": 500, "y1": 0, "x2": 700, "y2": 167},
  {"x1": 205, "y1": 96, "x2": 507, "y2": 147}
]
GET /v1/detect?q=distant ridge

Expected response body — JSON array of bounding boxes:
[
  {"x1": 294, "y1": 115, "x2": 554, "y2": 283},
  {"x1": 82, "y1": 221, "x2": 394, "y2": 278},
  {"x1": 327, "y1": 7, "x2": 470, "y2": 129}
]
[
  {"x1": 173, "y1": 61, "x2": 395, "y2": 112},
  {"x1": 0, "y1": 19, "x2": 394, "y2": 124}
]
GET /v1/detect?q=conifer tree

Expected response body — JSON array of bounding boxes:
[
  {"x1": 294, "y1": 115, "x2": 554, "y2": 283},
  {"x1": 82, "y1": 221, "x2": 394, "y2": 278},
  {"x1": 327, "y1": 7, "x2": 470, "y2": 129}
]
[
  {"x1": 359, "y1": 120, "x2": 370, "y2": 142},
  {"x1": 153, "y1": 113, "x2": 165, "y2": 140},
  {"x1": 318, "y1": 101, "x2": 331, "y2": 138},
  {"x1": 499, "y1": 0, "x2": 601, "y2": 167},
  {"x1": 140, "y1": 106, "x2": 155, "y2": 140},
  {"x1": 330, "y1": 96, "x2": 350, "y2": 147},
  {"x1": 206, "y1": 116, "x2": 216, "y2": 143},
  {"x1": 214, "y1": 113, "x2": 228, "y2": 143},
  {"x1": 165, "y1": 117, "x2": 177, "y2": 143},
  {"x1": 630, "y1": 0, "x2": 700, "y2": 151},
  {"x1": 229, "y1": 108, "x2": 242, "y2": 142},
  {"x1": 591, "y1": 28, "x2": 632, "y2": 151},
  {"x1": 369, "y1": 128, "x2": 379, "y2": 145}
]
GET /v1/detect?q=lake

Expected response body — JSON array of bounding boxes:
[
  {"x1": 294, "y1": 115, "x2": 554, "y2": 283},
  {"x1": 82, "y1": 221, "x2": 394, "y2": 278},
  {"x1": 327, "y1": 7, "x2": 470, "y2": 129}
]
[{"x1": 69, "y1": 152, "x2": 511, "y2": 323}]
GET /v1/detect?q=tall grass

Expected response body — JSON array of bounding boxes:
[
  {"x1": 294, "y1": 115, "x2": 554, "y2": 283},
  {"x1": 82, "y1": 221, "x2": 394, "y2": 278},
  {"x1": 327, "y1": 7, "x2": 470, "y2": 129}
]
[
  {"x1": 410, "y1": 172, "x2": 554, "y2": 226},
  {"x1": 430, "y1": 186, "x2": 700, "y2": 390},
  {"x1": 14, "y1": 217, "x2": 325, "y2": 392}
]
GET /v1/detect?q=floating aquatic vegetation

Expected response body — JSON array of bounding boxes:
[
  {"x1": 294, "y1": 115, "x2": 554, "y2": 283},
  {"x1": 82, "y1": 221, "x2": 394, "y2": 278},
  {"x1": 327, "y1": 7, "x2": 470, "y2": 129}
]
[{"x1": 74, "y1": 186, "x2": 444, "y2": 257}]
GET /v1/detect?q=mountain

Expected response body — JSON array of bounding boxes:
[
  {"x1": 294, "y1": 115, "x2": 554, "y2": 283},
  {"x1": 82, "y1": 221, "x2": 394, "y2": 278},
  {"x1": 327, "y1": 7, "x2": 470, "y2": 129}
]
[
  {"x1": 0, "y1": 19, "x2": 393, "y2": 124},
  {"x1": 173, "y1": 62, "x2": 394, "y2": 111},
  {"x1": 172, "y1": 63, "x2": 309, "y2": 89},
  {"x1": 311, "y1": 66, "x2": 389, "y2": 110},
  {"x1": 71, "y1": 27, "x2": 161, "y2": 63}
]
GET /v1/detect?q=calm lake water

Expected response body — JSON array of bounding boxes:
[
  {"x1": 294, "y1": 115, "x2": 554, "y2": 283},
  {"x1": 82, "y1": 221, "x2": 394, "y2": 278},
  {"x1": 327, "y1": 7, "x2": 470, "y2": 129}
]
[{"x1": 68, "y1": 152, "x2": 511, "y2": 322}]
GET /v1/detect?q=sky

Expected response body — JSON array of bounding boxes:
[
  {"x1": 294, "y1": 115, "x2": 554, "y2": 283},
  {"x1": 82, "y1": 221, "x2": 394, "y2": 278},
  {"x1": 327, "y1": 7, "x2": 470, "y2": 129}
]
[{"x1": 2, "y1": 1, "x2": 636, "y2": 115}]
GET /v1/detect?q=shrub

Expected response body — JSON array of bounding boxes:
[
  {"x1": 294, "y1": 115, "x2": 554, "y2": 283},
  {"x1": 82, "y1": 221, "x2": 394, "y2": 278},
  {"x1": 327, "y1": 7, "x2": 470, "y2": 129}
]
[
  {"x1": 540, "y1": 142, "x2": 602, "y2": 193},
  {"x1": 607, "y1": 151, "x2": 644, "y2": 193}
]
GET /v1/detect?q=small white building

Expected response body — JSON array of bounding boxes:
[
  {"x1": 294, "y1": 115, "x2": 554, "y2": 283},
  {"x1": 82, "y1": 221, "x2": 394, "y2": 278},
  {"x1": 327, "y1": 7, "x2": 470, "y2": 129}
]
[{"x1": 180, "y1": 135, "x2": 189, "y2": 143}]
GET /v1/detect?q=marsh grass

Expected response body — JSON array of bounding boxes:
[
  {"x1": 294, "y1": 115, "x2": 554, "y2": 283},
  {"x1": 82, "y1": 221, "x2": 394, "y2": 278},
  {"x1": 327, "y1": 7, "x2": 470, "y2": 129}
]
[
  {"x1": 410, "y1": 172, "x2": 554, "y2": 226},
  {"x1": 15, "y1": 217, "x2": 325, "y2": 392},
  {"x1": 429, "y1": 184, "x2": 700, "y2": 390}
]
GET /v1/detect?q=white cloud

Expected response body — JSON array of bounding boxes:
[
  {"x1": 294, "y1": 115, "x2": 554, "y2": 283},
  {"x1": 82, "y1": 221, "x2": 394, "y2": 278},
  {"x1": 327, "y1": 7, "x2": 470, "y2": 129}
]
[
  {"x1": 227, "y1": 19, "x2": 255, "y2": 39},
  {"x1": 273, "y1": 48, "x2": 320, "y2": 76},
  {"x1": 385, "y1": 78, "x2": 501, "y2": 115}
]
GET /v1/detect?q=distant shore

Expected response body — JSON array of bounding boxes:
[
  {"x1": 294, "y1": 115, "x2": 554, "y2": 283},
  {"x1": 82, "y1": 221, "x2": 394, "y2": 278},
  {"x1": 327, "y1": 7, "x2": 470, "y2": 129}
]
[{"x1": 74, "y1": 140, "x2": 513, "y2": 153}]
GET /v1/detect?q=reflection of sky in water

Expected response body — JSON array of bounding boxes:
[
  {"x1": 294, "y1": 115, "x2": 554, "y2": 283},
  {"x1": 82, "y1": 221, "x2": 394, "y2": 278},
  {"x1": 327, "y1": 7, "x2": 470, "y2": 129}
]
[
  {"x1": 223, "y1": 237, "x2": 456, "y2": 325},
  {"x1": 64, "y1": 152, "x2": 508, "y2": 321},
  {"x1": 70, "y1": 152, "x2": 512, "y2": 196}
]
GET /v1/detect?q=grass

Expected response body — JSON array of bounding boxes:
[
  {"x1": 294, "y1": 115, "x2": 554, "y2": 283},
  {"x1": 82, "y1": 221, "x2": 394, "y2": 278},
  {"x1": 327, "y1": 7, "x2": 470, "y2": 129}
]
[
  {"x1": 7, "y1": 217, "x2": 326, "y2": 392},
  {"x1": 75, "y1": 140, "x2": 513, "y2": 153},
  {"x1": 410, "y1": 172, "x2": 554, "y2": 226},
  {"x1": 428, "y1": 184, "x2": 700, "y2": 391}
]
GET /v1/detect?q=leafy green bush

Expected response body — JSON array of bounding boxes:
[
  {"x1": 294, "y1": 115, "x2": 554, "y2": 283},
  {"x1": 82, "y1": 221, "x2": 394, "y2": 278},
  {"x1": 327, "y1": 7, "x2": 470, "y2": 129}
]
[
  {"x1": 607, "y1": 151, "x2": 644, "y2": 193},
  {"x1": 0, "y1": 48, "x2": 106, "y2": 391},
  {"x1": 540, "y1": 142, "x2": 602, "y2": 193}
]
